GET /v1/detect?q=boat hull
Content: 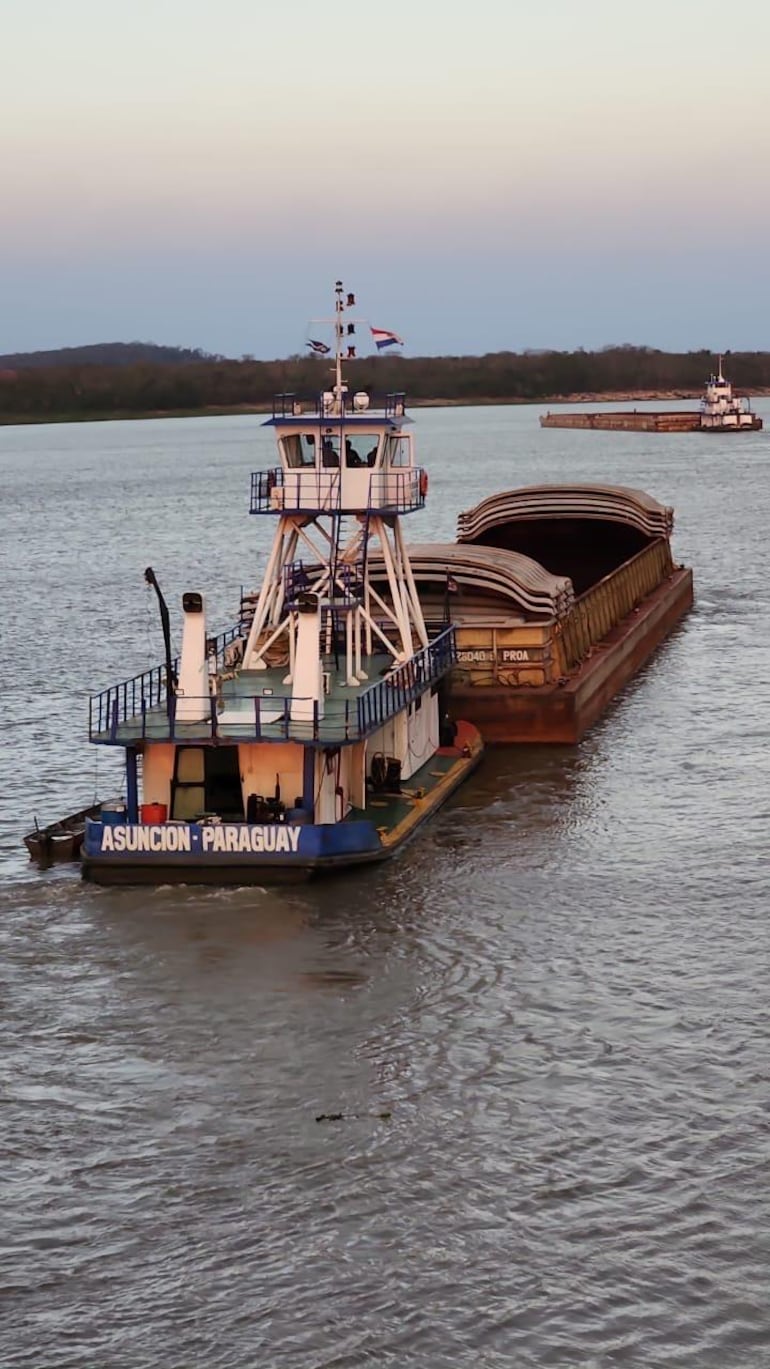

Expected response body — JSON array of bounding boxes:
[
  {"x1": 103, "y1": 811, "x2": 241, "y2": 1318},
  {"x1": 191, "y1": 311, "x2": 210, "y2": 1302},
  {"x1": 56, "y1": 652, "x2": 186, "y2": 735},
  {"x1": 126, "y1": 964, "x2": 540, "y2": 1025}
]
[
  {"x1": 540, "y1": 412, "x2": 763, "y2": 433},
  {"x1": 81, "y1": 726, "x2": 483, "y2": 885},
  {"x1": 24, "y1": 804, "x2": 102, "y2": 864},
  {"x1": 24, "y1": 832, "x2": 84, "y2": 863},
  {"x1": 700, "y1": 418, "x2": 763, "y2": 432},
  {"x1": 448, "y1": 568, "x2": 694, "y2": 743},
  {"x1": 540, "y1": 411, "x2": 702, "y2": 432}
]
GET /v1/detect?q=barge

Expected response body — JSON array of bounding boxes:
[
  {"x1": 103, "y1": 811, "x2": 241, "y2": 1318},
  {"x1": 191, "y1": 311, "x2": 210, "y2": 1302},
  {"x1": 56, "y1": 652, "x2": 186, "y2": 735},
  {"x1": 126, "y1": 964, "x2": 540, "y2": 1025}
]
[
  {"x1": 373, "y1": 484, "x2": 694, "y2": 743},
  {"x1": 540, "y1": 358, "x2": 762, "y2": 433},
  {"x1": 539, "y1": 410, "x2": 702, "y2": 432}
]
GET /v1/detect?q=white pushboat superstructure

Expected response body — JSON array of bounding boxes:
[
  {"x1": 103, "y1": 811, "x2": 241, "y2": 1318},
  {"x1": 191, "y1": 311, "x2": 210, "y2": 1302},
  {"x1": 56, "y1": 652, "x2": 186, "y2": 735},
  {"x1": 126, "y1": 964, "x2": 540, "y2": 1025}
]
[
  {"x1": 700, "y1": 357, "x2": 762, "y2": 431},
  {"x1": 81, "y1": 283, "x2": 482, "y2": 883}
]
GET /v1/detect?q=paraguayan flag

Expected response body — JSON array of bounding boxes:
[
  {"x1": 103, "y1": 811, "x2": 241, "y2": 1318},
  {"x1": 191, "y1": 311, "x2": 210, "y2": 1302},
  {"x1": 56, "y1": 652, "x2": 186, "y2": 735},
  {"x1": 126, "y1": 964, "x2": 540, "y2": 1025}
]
[{"x1": 370, "y1": 327, "x2": 404, "y2": 351}]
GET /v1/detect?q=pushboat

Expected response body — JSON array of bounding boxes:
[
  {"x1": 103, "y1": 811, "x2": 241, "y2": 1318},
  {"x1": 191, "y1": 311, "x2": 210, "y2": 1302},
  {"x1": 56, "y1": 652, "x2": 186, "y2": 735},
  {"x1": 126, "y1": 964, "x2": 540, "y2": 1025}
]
[
  {"x1": 80, "y1": 283, "x2": 483, "y2": 885},
  {"x1": 699, "y1": 357, "x2": 762, "y2": 431},
  {"x1": 540, "y1": 356, "x2": 762, "y2": 433}
]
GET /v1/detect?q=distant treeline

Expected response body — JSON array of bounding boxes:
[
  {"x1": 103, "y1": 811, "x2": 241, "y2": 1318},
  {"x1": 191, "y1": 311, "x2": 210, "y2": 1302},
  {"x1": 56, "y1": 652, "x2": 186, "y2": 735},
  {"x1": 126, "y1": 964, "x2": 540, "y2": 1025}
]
[
  {"x1": 1, "y1": 346, "x2": 769, "y2": 422},
  {"x1": 0, "y1": 341, "x2": 218, "y2": 370}
]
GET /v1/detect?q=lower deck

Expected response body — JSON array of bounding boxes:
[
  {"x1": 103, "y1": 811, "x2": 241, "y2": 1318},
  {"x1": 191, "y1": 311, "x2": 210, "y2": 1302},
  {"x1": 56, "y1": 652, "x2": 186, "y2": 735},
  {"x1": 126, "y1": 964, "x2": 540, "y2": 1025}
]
[{"x1": 81, "y1": 723, "x2": 483, "y2": 884}]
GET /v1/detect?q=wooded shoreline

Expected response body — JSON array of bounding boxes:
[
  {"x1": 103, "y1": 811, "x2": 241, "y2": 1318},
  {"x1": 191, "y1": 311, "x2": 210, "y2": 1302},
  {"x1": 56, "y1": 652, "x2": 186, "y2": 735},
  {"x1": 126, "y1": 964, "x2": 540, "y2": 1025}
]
[
  {"x1": 4, "y1": 392, "x2": 770, "y2": 427},
  {"x1": 1, "y1": 346, "x2": 768, "y2": 425}
]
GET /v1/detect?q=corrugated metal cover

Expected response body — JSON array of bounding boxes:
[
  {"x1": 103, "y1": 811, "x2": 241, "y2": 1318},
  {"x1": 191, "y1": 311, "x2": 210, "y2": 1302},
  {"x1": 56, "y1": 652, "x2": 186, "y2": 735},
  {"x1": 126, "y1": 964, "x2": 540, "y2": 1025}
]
[{"x1": 457, "y1": 484, "x2": 674, "y2": 543}]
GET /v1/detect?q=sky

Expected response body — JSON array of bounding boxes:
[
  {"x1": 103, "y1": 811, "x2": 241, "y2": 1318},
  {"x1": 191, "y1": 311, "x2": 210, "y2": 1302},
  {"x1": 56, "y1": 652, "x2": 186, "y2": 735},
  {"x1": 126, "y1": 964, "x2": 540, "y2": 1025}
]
[{"x1": 2, "y1": 0, "x2": 770, "y2": 358}]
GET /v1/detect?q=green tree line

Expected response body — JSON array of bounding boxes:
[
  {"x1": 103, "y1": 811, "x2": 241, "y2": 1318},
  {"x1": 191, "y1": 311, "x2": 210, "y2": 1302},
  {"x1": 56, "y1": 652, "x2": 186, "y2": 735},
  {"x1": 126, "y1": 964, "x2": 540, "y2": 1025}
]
[{"x1": 0, "y1": 346, "x2": 767, "y2": 422}]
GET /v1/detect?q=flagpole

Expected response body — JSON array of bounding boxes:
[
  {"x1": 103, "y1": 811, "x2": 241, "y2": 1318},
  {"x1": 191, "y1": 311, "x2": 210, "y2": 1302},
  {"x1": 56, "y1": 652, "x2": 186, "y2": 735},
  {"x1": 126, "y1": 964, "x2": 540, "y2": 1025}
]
[{"x1": 335, "y1": 280, "x2": 344, "y2": 403}]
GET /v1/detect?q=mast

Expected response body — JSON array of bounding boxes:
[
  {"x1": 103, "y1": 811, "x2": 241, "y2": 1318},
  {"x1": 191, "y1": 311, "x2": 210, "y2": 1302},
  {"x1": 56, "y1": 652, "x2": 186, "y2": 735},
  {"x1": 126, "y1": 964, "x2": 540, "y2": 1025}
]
[
  {"x1": 335, "y1": 279, "x2": 344, "y2": 398},
  {"x1": 242, "y1": 282, "x2": 429, "y2": 691}
]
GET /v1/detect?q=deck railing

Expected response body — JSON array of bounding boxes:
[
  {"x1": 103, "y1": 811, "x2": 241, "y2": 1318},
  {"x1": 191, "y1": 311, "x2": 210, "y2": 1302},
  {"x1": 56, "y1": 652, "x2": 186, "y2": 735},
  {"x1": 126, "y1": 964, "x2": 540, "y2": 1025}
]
[
  {"x1": 249, "y1": 467, "x2": 425, "y2": 515},
  {"x1": 89, "y1": 625, "x2": 457, "y2": 747},
  {"x1": 270, "y1": 391, "x2": 407, "y2": 420},
  {"x1": 88, "y1": 624, "x2": 243, "y2": 741},
  {"x1": 91, "y1": 692, "x2": 362, "y2": 744},
  {"x1": 282, "y1": 560, "x2": 364, "y2": 608},
  {"x1": 356, "y1": 626, "x2": 456, "y2": 734},
  {"x1": 367, "y1": 469, "x2": 425, "y2": 512}
]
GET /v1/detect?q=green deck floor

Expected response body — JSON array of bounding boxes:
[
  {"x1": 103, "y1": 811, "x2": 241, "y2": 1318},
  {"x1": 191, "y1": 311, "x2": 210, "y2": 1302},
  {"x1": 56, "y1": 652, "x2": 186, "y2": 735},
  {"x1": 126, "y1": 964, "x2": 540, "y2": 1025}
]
[{"x1": 93, "y1": 654, "x2": 400, "y2": 747}]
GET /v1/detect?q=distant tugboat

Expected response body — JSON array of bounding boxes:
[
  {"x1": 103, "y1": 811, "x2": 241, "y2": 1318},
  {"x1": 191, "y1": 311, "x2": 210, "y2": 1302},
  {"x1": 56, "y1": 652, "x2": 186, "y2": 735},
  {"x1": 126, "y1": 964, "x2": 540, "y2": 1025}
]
[
  {"x1": 540, "y1": 356, "x2": 763, "y2": 432},
  {"x1": 699, "y1": 357, "x2": 762, "y2": 431},
  {"x1": 79, "y1": 283, "x2": 482, "y2": 884}
]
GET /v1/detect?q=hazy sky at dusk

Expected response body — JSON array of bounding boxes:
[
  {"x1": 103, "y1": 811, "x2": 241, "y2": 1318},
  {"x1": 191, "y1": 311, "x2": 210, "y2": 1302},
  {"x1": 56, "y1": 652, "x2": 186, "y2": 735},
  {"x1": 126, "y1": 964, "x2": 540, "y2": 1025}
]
[{"x1": 3, "y1": 0, "x2": 770, "y2": 356}]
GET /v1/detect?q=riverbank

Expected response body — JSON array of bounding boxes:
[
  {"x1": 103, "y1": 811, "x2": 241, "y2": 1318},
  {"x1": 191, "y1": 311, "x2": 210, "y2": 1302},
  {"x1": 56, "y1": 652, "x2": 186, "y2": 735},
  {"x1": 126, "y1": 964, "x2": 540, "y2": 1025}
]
[{"x1": 2, "y1": 390, "x2": 769, "y2": 427}]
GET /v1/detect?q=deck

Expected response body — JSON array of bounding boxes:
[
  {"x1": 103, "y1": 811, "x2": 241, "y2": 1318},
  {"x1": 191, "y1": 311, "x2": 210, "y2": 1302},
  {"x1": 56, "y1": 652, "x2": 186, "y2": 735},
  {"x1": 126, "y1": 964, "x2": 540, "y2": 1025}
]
[
  {"x1": 81, "y1": 721, "x2": 484, "y2": 885},
  {"x1": 347, "y1": 728, "x2": 477, "y2": 844},
  {"x1": 89, "y1": 628, "x2": 456, "y2": 749}
]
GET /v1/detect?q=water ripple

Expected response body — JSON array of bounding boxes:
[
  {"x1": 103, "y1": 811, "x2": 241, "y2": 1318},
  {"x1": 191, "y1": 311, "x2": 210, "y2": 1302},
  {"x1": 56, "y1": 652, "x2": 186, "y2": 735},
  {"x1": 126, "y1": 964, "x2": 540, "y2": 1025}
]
[{"x1": 3, "y1": 409, "x2": 770, "y2": 1366}]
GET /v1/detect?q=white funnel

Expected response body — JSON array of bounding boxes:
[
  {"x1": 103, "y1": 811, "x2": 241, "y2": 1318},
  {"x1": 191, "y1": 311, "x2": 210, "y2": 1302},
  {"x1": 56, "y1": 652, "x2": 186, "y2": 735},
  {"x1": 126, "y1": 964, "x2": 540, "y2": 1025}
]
[
  {"x1": 175, "y1": 592, "x2": 209, "y2": 722},
  {"x1": 290, "y1": 593, "x2": 324, "y2": 723}
]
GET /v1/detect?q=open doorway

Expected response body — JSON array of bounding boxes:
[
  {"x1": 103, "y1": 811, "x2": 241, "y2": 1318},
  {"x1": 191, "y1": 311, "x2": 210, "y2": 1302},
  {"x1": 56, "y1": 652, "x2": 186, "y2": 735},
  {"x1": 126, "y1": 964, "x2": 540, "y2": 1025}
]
[{"x1": 171, "y1": 746, "x2": 244, "y2": 820}]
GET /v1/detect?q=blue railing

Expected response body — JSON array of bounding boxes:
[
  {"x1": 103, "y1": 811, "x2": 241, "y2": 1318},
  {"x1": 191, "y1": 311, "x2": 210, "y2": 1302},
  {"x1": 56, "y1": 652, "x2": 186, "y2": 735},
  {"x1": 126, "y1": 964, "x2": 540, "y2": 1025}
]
[
  {"x1": 283, "y1": 560, "x2": 363, "y2": 607},
  {"x1": 250, "y1": 466, "x2": 425, "y2": 515},
  {"x1": 269, "y1": 391, "x2": 407, "y2": 420},
  {"x1": 272, "y1": 393, "x2": 304, "y2": 419},
  {"x1": 356, "y1": 626, "x2": 456, "y2": 734},
  {"x1": 89, "y1": 626, "x2": 457, "y2": 747},
  {"x1": 91, "y1": 692, "x2": 360, "y2": 744},
  {"x1": 89, "y1": 624, "x2": 243, "y2": 741},
  {"x1": 89, "y1": 660, "x2": 173, "y2": 740}
]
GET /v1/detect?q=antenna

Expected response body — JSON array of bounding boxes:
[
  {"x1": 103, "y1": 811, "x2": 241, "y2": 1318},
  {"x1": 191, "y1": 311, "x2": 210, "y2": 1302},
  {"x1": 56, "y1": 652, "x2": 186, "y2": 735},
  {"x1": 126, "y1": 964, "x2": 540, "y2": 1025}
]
[
  {"x1": 309, "y1": 283, "x2": 361, "y2": 410},
  {"x1": 334, "y1": 280, "x2": 358, "y2": 397},
  {"x1": 335, "y1": 280, "x2": 344, "y2": 397}
]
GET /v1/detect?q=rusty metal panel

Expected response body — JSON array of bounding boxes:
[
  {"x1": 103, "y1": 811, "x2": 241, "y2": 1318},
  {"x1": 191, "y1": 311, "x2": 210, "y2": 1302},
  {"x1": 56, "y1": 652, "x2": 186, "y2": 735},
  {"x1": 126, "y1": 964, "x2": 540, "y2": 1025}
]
[{"x1": 558, "y1": 537, "x2": 674, "y2": 672}]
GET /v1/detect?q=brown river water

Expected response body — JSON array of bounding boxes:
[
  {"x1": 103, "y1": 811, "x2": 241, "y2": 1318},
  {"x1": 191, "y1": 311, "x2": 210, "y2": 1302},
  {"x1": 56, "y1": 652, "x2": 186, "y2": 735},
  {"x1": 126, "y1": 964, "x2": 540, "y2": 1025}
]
[{"x1": 2, "y1": 404, "x2": 770, "y2": 1367}]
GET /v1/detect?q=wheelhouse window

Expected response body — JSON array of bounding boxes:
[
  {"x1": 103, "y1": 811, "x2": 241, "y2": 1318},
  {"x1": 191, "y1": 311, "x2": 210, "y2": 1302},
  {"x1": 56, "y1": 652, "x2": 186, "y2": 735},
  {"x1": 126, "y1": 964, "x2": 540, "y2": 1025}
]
[
  {"x1": 385, "y1": 435, "x2": 412, "y2": 468},
  {"x1": 281, "y1": 435, "x2": 316, "y2": 468},
  {"x1": 320, "y1": 436, "x2": 340, "y2": 467}
]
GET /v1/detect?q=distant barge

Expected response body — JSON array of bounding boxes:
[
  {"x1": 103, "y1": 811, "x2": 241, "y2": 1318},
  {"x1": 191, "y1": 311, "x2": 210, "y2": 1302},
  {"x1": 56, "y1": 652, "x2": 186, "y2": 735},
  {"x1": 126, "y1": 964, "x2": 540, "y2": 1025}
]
[
  {"x1": 541, "y1": 359, "x2": 762, "y2": 434},
  {"x1": 373, "y1": 484, "x2": 694, "y2": 743},
  {"x1": 540, "y1": 410, "x2": 703, "y2": 433}
]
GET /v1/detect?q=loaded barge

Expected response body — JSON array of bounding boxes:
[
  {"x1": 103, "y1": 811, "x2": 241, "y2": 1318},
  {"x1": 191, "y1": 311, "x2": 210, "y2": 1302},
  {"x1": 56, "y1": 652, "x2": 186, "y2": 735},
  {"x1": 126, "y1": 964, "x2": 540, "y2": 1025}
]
[
  {"x1": 540, "y1": 359, "x2": 762, "y2": 433},
  {"x1": 374, "y1": 484, "x2": 694, "y2": 743}
]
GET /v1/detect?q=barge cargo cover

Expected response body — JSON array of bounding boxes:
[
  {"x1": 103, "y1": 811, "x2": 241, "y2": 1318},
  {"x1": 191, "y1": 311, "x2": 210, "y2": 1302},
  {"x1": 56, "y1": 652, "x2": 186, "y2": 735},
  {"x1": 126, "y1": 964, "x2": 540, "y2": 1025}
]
[{"x1": 373, "y1": 484, "x2": 694, "y2": 743}]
